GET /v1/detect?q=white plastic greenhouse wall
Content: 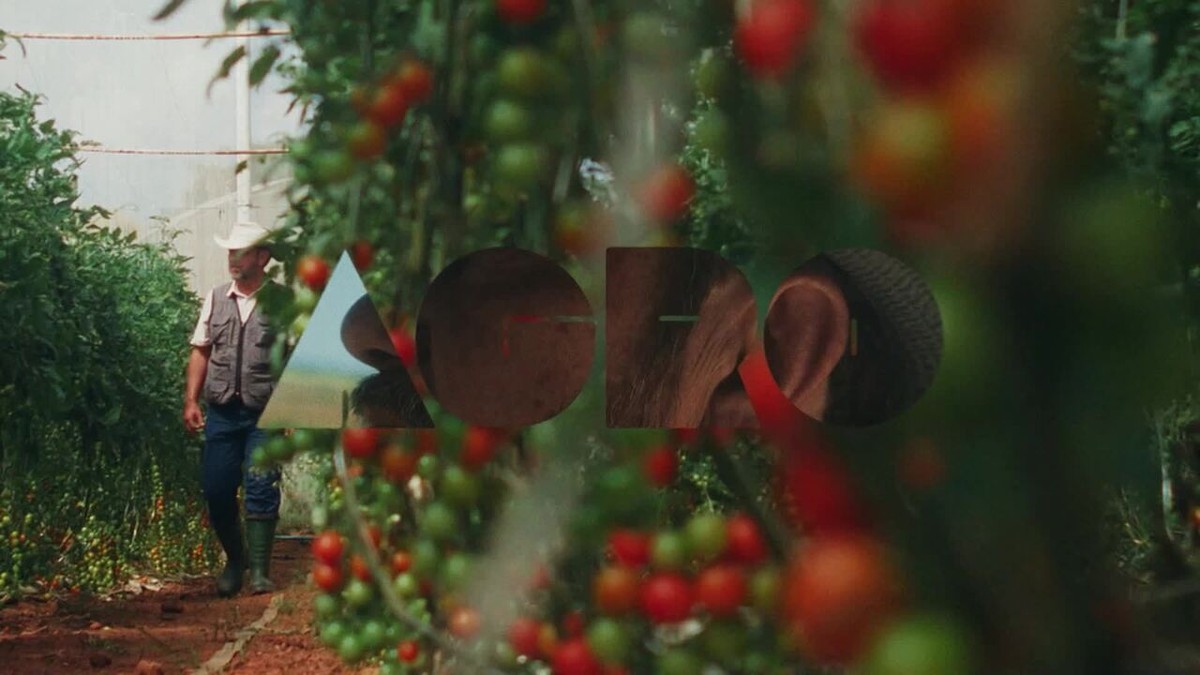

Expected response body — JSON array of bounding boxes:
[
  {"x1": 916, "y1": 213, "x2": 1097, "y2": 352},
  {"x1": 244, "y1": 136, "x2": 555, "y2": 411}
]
[{"x1": 0, "y1": 0, "x2": 304, "y2": 295}]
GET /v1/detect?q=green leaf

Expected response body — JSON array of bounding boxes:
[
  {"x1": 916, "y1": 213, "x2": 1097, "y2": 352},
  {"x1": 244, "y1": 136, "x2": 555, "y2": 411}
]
[
  {"x1": 153, "y1": 0, "x2": 192, "y2": 21},
  {"x1": 207, "y1": 45, "x2": 247, "y2": 97},
  {"x1": 249, "y1": 44, "x2": 281, "y2": 86}
]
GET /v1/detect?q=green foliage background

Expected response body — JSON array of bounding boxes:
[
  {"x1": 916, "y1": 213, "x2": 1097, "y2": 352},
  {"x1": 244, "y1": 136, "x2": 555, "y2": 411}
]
[{"x1": 0, "y1": 88, "x2": 217, "y2": 596}]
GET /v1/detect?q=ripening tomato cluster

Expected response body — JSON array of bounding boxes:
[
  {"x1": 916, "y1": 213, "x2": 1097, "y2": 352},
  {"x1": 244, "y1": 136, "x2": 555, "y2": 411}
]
[
  {"x1": 848, "y1": 0, "x2": 1017, "y2": 242},
  {"x1": 302, "y1": 414, "x2": 518, "y2": 671},
  {"x1": 290, "y1": 57, "x2": 436, "y2": 188},
  {"x1": 498, "y1": 510, "x2": 781, "y2": 674}
]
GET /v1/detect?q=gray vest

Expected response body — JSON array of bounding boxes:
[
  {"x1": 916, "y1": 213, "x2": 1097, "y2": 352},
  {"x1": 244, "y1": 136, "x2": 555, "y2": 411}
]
[{"x1": 203, "y1": 281, "x2": 277, "y2": 410}]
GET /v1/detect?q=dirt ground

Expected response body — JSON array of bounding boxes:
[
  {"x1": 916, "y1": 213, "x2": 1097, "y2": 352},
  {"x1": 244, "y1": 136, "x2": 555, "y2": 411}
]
[{"x1": 0, "y1": 540, "x2": 369, "y2": 675}]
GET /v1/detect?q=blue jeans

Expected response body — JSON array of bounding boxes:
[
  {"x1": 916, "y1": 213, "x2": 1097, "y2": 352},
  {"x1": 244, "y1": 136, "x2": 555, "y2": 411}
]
[{"x1": 202, "y1": 401, "x2": 281, "y2": 524}]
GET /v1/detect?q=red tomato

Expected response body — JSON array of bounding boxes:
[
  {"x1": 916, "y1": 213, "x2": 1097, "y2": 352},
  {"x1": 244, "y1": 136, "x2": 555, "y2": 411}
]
[
  {"x1": 735, "y1": 0, "x2": 816, "y2": 78},
  {"x1": 296, "y1": 255, "x2": 331, "y2": 292},
  {"x1": 606, "y1": 529, "x2": 651, "y2": 567},
  {"x1": 379, "y1": 443, "x2": 418, "y2": 484},
  {"x1": 780, "y1": 448, "x2": 867, "y2": 535},
  {"x1": 854, "y1": 0, "x2": 966, "y2": 92},
  {"x1": 388, "y1": 326, "x2": 417, "y2": 368},
  {"x1": 784, "y1": 535, "x2": 901, "y2": 664},
  {"x1": 350, "y1": 239, "x2": 374, "y2": 270},
  {"x1": 642, "y1": 445, "x2": 678, "y2": 487},
  {"x1": 397, "y1": 639, "x2": 420, "y2": 663},
  {"x1": 311, "y1": 530, "x2": 344, "y2": 565},
  {"x1": 593, "y1": 565, "x2": 641, "y2": 616},
  {"x1": 694, "y1": 564, "x2": 747, "y2": 618},
  {"x1": 508, "y1": 616, "x2": 543, "y2": 658},
  {"x1": 496, "y1": 0, "x2": 546, "y2": 24},
  {"x1": 312, "y1": 562, "x2": 344, "y2": 592},
  {"x1": 462, "y1": 426, "x2": 505, "y2": 471},
  {"x1": 448, "y1": 606, "x2": 482, "y2": 639},
  {"x1": 367, "y1": 82, "x2": 409, "y2": 128},
  {"x1": 640, "y1": 573, "x2": 694, "y2": 624},
  {"x1": 341, "y1": 428, "x2": 381, "y2": 459},
  {"x1": 725, "y1": 513, "x2": 769, "y2": 565},
  {"x1": 636, "y1": 164, "x2": 694, "y2": 223},
  {"x1": 349, "y1": 553, "x2": 372, "y2": 582},
  {"x1": 552, "y1": 638, "x2": 602, "y2": 675},
  {"x1": 390, "y1": 550, "x2": 412, "y2": 576},
  {"x1": 395, "y1": 60, "x2": 434, "y2": 104}
]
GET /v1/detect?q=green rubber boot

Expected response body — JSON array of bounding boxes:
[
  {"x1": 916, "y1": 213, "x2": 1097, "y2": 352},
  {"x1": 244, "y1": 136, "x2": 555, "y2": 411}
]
[
  {"x1": 245, "y1": 518, "x2": 278, "y2": 594},
  {"x1": 211, "y1": 515, "x2": 245, "y2": 598}
]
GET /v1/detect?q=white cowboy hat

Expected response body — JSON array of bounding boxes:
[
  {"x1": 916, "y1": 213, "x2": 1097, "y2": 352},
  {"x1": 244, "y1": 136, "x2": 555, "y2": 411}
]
[{"x1": 214, "y1": 221, "x2": 273, "y2": 250}]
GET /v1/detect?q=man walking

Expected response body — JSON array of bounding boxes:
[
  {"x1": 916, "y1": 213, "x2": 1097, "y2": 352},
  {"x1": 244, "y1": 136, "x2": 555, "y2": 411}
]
[{"x1": 183, "y1": 221, "x2": 282, "y2": 597}]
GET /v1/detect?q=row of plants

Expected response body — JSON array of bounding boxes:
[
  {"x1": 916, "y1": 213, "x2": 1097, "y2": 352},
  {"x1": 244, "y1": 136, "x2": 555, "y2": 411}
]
[{"x1": 0, "y1": 83, "x2": 219, "y2": 598}]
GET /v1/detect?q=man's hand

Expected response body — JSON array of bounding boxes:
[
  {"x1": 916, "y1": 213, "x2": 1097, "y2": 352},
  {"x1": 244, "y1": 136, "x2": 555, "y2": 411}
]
[{"x1": 184, "y1": 400, "x2": 205, "y2": 434}]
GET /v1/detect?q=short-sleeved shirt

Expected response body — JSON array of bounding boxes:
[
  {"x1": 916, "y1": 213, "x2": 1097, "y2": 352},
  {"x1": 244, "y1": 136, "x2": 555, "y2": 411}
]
[{"x1": 190, "y1": 283, "x2": 264, "y2": 347}]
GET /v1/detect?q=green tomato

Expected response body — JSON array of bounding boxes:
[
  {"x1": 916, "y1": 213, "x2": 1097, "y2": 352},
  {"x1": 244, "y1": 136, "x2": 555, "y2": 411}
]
[
  {"x1": 338, "y1": 632, "x2": 367, "y2": 664},
  {"x1": 393, "y1": 572, "x2": 420, "y2": 598},
  {"x1": 497, "y1": 47, "x2": 548, "y2": 99},
  {"x1": 313, "y1": 593, "x2": 340, "y2": 620},
  {"x1": 440, "y1": 465, "x2": 482, "y2": 507},
  {"x1": 293, "y1": 287, "x2": 318, "y2": 314},
  {"x1": 264, "y1": 436, "x2": 293, "y2": 462},
  {"x1": 360, "y1": 619, "x2": 388, "y2": 651},
  {"x1": 420, "y1": 501, "x2": 460, "y2": 542},
  {"x1": 290, "y1": 428, "x2": 316, "y2": 452},
  {"x1": 586, "y1": 618, "x2": 630, "y2": 664},
  {"x1": 342, "y1": 578, "x2": 373, "y2": 608},
  {"x1": 593, "y1": 465, "x2": 652, "y2": 522},
  {"x1": 319, "y1": 620, "x2": 347, "y2": 647},
  {"x1": 862, "y1": 614, "x2": 975, "y2": 675},
  {"x1": 313, "y1": 149, "x2": 355, "y2": 185},
  {"x1": 685, "y1": 513, "x2": 727, "y2": 562},
  {"x1": 493, "y1": 143, "x2": 549, "y2": 191},
  {"x1": 440, "y1": 552, "x2": 472, "y2": 592},
  {"x1": 651, "y1": 531, "x2": 689, "y2": 570},
  {"x1": 416, "y1": 454, "x2": 441, "y2": 481},
  {"x1": 411, "y1": 538, "x2": 441, "y2": 578},
  {"x1": 484, "y1": 99, "x2": 536, "y2": 143},
  {"x1": 250, "y1": 446, "x2": 271, "y2": 470}
]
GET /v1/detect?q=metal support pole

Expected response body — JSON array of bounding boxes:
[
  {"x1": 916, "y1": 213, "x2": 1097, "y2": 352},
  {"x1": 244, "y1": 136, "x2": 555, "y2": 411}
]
[{"x1": 234, "y1": 0, "x2": 252, "y2": 224}]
